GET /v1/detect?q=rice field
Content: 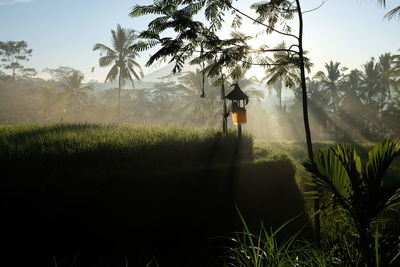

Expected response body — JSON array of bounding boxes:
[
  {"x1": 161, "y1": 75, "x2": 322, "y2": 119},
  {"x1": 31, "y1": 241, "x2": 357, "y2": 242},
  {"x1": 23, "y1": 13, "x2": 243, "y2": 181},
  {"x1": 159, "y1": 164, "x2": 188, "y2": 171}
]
[
  {"x1": 4, "y1": 124, "x2": 398, "y2": 266},
  {"x1": 0, "y1": 124, "x2": 308, "y2": 266}
]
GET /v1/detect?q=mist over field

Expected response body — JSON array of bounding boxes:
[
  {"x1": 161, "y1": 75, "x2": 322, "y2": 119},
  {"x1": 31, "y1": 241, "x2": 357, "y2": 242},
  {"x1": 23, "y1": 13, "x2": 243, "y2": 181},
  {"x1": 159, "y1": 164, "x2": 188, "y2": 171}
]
[{"x1": 1, "y1": 54, "x2": 399, "y2": 142}]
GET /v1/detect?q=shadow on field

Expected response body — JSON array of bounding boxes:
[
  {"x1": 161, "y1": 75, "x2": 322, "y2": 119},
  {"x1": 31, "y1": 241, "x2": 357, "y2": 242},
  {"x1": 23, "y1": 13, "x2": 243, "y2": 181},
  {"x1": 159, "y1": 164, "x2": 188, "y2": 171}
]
[
  {"x1": 0, "y1": 125, "x2": 311, "y2": 266},
  {"x1": 2, "y1": 161, "x2": 311, "y2": 266}
]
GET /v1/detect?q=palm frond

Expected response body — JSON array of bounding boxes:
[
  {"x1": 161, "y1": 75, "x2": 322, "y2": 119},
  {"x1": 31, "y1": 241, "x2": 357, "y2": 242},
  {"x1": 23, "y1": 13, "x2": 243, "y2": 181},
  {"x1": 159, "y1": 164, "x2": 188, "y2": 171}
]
[
  {"x1": 384, "y1": 5, "x2": 400, "y2": 20},
  {"x1": 130, "y1": 4, "x2": 165, "y2": 17},
  {"x1": 99, "y1": 55, "x2": 117, "y2": 67},
  {"x1": 127, "y1": 65, "x2": 140, "y2": 84},
  {"x1": 104, "y1": 64, "x2": 119, "y2": 83},
  {"x1": 365, "y1": 139, "x2": 400, "y2": 187},
  {"x1": 93, "y1": 43, "x2": 116, "y2": 55}
]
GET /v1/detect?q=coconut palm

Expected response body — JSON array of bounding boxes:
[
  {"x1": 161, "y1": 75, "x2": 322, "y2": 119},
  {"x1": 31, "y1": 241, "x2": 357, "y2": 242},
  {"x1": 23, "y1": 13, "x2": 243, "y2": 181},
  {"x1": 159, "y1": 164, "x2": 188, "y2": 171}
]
[
  {"x1": 177, "y1": 69, "x2": 221, "y2": 126},
  {"x1": 340, "y1": 69, "x2": 365, "y2": 114},
  {"x1": 377, "y1": 53, "x2": 397, "y2": 99},
  {"x1": 268, "y1": 79, "x2": 283, "y2": 109},
  {"x1": 313, "y1": 61, "x2": 346, "y2": 139},
  {"x1": 375, "y1": 53, "x2": 399, "y2": 135},
  {"x1": 313, "y1": 61, "x2": 345, "y2": 115},
  {"x1": 93, "y1": 24, "x2": 143, "y2": 120},
  {"x1": 360, "y1": 59, "x2": 380, "y2": 105},
  {"x1": 59, "y1": 71, "x2": 93, "y2": 111},
  {"x1": 339, "y1": 69, "x2": 371, "y2": 139}
]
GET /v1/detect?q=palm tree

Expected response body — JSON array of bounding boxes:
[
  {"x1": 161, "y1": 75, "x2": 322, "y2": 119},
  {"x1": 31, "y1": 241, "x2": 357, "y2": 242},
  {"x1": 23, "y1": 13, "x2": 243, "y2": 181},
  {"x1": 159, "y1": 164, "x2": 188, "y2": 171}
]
[
  {"x1": 265, "y1": 79, "x2": 283, "y2": 109},
  {"x1": 177, "y1": 69, "x2": 221, "y2": 127},
  {"x1": 377, "y1": 53, "x2": 397, "y2": 98},
  {"x1": 263, "y1": 42, "x2": 301, "y2": 90},
  {"x1": 313, "y1": 61, "x2": 345, "y2": 115},
  {"x1": 93, "y1": 24, "x2": 143, "y2": 120},
  {"x1": 304, "y1": 139, "x2": 400, "y2": 263},
  {"x1": 376, "y1": 53, "x2": 399, "y2": 135},
  {"x1": 377, "y1": 0, "x2": 400, "y2": 20},
  {"x1": 360, "y1": 59, "x2": 380, "y2": 105},
  {"x1": 313, "y1": 61, "x2": 346, "y2": 139},
  {"x1": 59, "y1": 71, "x2": 93, "y2": 111}
]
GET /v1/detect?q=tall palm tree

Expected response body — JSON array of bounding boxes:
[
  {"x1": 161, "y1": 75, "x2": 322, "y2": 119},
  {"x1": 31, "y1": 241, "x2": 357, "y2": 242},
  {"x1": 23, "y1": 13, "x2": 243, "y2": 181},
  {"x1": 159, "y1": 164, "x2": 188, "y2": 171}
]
[
  {"x1": 93, "y1": 24, "x2": 143, "y2": 120},
  {"x1": 376, "y1": 53, "x2": 399, "y2": 135},
  {"x1": 266, "y1": 79, "x2": 283, "y2": 109},
  {"x1": 313, "y1": 61, "x2": 345, "y2": 115},
  {"x1": 377, "y1": 53, "x2": 397, "y2": 98},
  {"x1": 360, "y1": 59, "x2": 380, "y2": 105},
  {"x1": 313, "y1": 61, "x2": 345, "y2": 139},
  {"x1": 177, "y1": 69, "x2": 221, "y2": 127},
  {"x1": 358, "y1": 59, "x2": 384, "y2": 138},
  {"x1": 341, "y1": 69, "x2": 364, "y2": 112},
  {"x1": 59, "y1": 71, "x2": 93, "y2": 111}
]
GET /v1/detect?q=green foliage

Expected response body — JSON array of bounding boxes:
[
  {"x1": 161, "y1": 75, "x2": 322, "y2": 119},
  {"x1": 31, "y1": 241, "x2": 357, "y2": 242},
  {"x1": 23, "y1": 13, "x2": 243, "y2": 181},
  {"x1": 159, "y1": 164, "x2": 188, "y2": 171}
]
[
  {"x1": 225, "y1": 211, "x2": 301, "y2": 267},
  {"x1": 129, "y1": 0, "x2": 306, "y2": 78},
  {"x1": 304, "y1": 139, "x2": 400, "y2": 263}
]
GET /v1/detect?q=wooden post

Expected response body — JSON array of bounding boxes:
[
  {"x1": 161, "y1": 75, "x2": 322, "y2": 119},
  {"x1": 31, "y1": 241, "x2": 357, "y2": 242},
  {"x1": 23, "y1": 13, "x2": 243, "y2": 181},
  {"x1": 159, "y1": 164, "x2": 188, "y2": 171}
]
[{"x1": 238, "y1": 124, "x2": 242, "y2": 139}]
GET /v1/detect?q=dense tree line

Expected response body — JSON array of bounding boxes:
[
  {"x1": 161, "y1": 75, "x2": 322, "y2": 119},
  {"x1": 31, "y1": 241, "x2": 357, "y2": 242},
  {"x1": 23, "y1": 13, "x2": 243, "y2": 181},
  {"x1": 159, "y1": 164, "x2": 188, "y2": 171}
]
[
  {"x1": 0, "y1": 62, "x2": 259, "y2": 128},
  {"x1": 282, "y1": 53, "x2": 400, "y2": 141}
]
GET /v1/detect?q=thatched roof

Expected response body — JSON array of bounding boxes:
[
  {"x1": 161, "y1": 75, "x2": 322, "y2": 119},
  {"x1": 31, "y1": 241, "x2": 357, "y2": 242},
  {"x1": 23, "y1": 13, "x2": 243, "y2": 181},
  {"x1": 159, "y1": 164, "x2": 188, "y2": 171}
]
[{"x1": 225, "y1": 83, "x2": 248, "y2": 102}]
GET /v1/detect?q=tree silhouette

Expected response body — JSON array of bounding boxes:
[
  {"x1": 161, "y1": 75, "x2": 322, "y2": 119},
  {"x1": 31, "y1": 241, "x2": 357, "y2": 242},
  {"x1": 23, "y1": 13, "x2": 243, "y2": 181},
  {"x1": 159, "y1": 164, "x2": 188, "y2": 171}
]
[
  {"x1": 313, "y1": 61, "x2": 346, "y2": 139},
  {"x1": 0, "y1": 41, "x2": 33, "y2": 79},
  {"x1": 360, "y1": 59, "x2": 379, "y2": 99},
  {"x1": 177, "y1": 69, "x2": 220, "y2": 125},
  {"x1": 44, "y1": 66, "x2": 83, "y2": 81},
  {"x1": 93, "y1": 24, "x2": 144, "y2": 120},
  {"x1": 59, "y1": 71, "x2": 93, "y2": 111},
  {"x1": 376, "y1": 53, "x2": 398, "y2": 135},
  {"x1": 314, "y1": 61, "x2": 344, "y2": 115}
]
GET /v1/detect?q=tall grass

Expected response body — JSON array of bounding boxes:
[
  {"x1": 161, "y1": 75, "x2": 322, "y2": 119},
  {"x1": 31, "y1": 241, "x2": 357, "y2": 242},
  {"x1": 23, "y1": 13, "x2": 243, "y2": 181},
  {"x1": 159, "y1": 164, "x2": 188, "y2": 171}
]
[
  {"x1": 225, "y1": 214, "x2": 400, "y2": 267},
  {"x1": 0, "y1": 124, "x2": 254, "y2": 183},
  {"x1": 0, "y1": 124, "x2": 252, "y2": 161}
]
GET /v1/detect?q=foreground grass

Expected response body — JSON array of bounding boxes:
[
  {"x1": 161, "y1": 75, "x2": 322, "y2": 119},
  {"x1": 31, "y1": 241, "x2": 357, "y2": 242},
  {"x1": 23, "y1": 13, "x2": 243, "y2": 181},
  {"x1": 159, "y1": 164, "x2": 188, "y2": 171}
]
[{"x1": 252, "y1": 139, "x2": 400, "y2": 267}]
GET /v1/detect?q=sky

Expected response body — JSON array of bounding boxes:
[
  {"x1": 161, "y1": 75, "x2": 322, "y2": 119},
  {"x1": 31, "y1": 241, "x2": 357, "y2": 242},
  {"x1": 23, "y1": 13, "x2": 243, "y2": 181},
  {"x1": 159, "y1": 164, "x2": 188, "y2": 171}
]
[{"x1": 0, "y1": 0, "x2": 399, "y2": 82}]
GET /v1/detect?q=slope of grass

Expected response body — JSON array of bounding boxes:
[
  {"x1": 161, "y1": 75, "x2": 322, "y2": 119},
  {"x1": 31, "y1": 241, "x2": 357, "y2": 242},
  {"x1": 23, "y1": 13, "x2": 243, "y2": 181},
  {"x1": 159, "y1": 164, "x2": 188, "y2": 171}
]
[
  {"x1": 0, "y1": 124, "x2": 253, "y2": 169},
  {"x1": 0, "y1": 124, "x2": 310, "y2": 266}
]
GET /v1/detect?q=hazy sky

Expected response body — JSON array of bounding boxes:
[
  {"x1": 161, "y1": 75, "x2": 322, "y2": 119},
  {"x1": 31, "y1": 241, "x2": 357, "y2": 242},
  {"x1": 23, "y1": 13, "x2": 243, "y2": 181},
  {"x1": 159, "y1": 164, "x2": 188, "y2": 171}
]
[{"x1": 0, "y1": 0, "x2": 399, "y2": 82}]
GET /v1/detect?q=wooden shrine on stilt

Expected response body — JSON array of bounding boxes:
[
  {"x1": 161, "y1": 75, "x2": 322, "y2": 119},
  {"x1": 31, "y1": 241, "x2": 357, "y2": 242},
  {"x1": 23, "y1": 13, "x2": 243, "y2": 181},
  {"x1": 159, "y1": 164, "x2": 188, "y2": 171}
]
[{"x1": 225, "y1": 82, "x2": 249, "y2": 138}]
